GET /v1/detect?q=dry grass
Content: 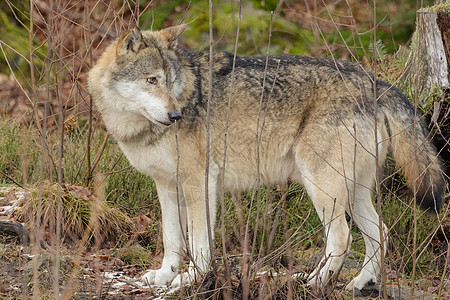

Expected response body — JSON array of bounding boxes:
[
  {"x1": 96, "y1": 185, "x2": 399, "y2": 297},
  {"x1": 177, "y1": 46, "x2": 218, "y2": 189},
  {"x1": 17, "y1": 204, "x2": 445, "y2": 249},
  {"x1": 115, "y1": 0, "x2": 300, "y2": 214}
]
[{"x1": 17, "y1": 181, "x2": 132, "y2": 245}]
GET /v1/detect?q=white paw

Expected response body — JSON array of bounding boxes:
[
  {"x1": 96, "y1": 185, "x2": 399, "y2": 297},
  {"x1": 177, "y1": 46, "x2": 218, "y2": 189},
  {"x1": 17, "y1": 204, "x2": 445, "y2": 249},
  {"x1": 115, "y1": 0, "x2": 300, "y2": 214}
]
[
  {"x1": 141, "y1": 268, "x2": 177, "y2": 286},
  {"x1": 170, "y1": 266, "x2": 198, "y2": 288},
  {"x1": 294, "y1": 268, "x2": 338, "y2": 288},
  {"x1": 345, "y1": 273, "x2": 376, "y2": 291},
  {"x1": 292, "y1": 271, "x2": 325, "y2": 288},
  {"x1": 291, "y1": 272, "x2": 309, "y2": 284}
]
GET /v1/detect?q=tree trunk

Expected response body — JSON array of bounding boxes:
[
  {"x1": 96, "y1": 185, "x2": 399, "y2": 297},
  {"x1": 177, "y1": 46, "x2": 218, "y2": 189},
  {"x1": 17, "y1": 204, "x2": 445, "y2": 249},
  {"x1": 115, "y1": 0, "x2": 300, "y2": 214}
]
[
  {"x1": 420, "y1": 11, "x2": 449, "y2": 88},
  {"x1": 403, "y1": 8, "x2": 449, "y2": 103},
  {"x1": 437, "y1": 11, "x2": 450, "y2": 84}
]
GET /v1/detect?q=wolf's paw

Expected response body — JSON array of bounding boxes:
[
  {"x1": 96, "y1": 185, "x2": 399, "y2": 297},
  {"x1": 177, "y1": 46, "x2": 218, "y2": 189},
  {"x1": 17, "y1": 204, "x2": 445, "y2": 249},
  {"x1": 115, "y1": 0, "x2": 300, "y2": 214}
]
[
  {"x1": 292, "y1": 271, "x2": 325, "y2": 287},
  {"x1": 345, "y1": 273, "x2": 376, "y2": 291},
  {"x1": 305, "y1": 274, "x2": 325, "y2": 288},
  {"x1": 291, "y1": 272, "x2": 309, "y2": 284},
  {"x1": 141, "y1": 268, "x2": 177, "y2": 286},
  {"x1": 170, "y1": 268, "x2": 198, "y2": 288},
  {"x1": 294, "y1": 269, "x2": 337, "y2": 288}
]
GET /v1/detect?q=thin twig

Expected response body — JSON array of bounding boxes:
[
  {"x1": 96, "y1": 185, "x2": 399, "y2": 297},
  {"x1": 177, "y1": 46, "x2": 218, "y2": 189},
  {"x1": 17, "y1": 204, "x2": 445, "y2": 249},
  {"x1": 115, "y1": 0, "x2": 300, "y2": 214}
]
[
  {"x1": 32, "y1": 0, "x2": 54, "y2": 297},
  {"x1": 205, "y1": 0, "x2": 215, "y2": 275},
  {"x1": 84, "y1": 0, "x2": 94, "y2": 187},
  {"x1": 0, "y1": 170, "x2": 24, "y2": 188},
  {"x1": 219, "y1": 1, "x2": 242, "y2": 298},
  {"x1": 88, "y1": 133, "x2": 111, "y2": 186},
  {"x1": 54, "y1": 0, "x2": 64, "y2": 296}
]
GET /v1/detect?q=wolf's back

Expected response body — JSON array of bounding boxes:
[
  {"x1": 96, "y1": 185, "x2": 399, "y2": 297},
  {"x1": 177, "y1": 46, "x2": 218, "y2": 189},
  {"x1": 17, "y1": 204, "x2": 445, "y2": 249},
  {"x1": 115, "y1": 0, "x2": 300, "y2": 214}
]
[{"x1": 380, "y1": 85, "x2": 444, "y2": 211}]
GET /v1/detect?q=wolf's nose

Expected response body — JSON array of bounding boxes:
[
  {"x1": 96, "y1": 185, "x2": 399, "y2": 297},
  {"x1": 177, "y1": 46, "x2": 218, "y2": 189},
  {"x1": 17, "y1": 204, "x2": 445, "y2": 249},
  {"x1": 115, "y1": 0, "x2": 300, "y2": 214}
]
[{"x1": 168, "y1": 111, "x2": 182, "y2": 123}]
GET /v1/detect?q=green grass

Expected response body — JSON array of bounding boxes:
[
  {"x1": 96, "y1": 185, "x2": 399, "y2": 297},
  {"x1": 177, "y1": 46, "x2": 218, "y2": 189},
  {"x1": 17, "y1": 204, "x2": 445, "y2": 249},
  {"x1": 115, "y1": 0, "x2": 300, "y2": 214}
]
[{"x1": 0, "y1": 118, "x2": 32, "y2": 185}]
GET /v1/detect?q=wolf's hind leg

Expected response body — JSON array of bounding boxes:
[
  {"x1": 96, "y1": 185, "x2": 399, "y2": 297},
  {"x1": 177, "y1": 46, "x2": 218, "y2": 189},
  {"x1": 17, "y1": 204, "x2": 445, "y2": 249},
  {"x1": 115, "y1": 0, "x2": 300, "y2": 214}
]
[
  {"x1": 293, "y1": 128, "x2": 355, "y2": 287},
  {"x1": 346, "y1": 124, "x2": 389, "y2": 291},
  {"x1": 297, "y1": 169, "x2": 351, "y2": 287},
  {"x1": 308, "y1": 200, "x2": 350, "y2": 287},
  {"x1": 142, "y1": 179, "x2": 187, "y2": 286},
  {"x1": 346, "y1": 185, "x2": 387, "y2": 291}
]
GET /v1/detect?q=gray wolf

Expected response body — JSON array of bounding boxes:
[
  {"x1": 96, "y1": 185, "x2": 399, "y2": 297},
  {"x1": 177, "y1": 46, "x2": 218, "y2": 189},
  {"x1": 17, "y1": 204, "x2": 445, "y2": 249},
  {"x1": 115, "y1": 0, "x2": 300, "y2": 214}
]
[{"x1": 87, "y1": 25, "x2": 443, "y2": 291}]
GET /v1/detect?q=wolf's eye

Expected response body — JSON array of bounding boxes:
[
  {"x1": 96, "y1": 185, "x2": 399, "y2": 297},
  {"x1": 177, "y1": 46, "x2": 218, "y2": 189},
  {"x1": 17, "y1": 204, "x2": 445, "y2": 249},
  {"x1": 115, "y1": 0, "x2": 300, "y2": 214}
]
[{"x1": 146, "y1": 77, "x2": 158, "y2": 85}]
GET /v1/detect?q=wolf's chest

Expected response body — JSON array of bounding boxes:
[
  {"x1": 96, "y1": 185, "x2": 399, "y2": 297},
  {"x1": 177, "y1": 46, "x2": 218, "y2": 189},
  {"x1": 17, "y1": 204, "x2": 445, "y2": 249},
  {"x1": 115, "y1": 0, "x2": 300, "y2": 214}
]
[{"x1": 118, "y1": 140, "x2": 176, "y2": 179}]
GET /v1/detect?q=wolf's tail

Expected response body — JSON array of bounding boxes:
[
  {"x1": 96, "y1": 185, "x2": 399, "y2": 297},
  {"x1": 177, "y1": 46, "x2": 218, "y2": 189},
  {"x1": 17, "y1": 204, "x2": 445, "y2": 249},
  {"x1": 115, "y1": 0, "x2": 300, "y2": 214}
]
[{"x1": 380, "y1": 86, "x2": 444, "y2": 212}]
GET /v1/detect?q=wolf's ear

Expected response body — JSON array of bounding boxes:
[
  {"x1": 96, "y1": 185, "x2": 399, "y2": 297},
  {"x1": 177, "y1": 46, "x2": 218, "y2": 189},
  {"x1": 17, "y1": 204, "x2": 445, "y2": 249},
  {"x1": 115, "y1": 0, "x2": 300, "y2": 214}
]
[
  {"x1": 160, "y1": 24, "x2": 187, "y2": 48},
  {"x1": 116, "y1": 27, "x2": 146, "y2": 58}
]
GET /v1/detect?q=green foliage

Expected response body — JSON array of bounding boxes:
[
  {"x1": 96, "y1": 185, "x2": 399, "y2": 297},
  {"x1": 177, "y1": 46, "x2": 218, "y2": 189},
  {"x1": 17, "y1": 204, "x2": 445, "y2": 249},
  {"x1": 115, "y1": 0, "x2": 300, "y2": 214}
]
[
  {"x1": 143, "y1": 0, "x2": 431, "y2": 60},
  {"x1": 140, "y1": 0, "x2": 187, "y2": 30},
  {"x1": 64, "y1": 130, "x2": 159, "y2": 218},
  {"x1": 147, "y1": 1, "x2": 314, "y2": 56},
  {"x1": 373, "y1": 0, "x2": 430, "y2": 53},
  {"x1": 251, "y1": 0, "x2": 279, "y2": 12},
  {"x1": 310, "y1": 0, "x2": 434, "y2": 59},
  {"x1": 369, "y1": 40, "x2": 387, "y2": 61},
  {"x1": 0, "y1": 8, "x2": 47, "y2": 84}
]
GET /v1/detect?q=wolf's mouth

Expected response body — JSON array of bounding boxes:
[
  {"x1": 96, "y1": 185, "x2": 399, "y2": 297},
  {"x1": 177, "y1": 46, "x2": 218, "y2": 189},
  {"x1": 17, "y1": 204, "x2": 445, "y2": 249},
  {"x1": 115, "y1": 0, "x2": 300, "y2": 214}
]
[
  {"x1": 156, "y1": 120, "x2": 172, "y2": 127},
  {"x1": 141, "y1": 108, "x2": 172, "y2": 127}
]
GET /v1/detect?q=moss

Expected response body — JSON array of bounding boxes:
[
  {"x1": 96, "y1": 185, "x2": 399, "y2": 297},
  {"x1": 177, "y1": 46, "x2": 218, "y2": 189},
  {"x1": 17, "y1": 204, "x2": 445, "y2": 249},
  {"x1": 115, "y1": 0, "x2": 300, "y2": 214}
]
[{"x1": 420, "y1": 3, "x2": 450, "y2": 13}]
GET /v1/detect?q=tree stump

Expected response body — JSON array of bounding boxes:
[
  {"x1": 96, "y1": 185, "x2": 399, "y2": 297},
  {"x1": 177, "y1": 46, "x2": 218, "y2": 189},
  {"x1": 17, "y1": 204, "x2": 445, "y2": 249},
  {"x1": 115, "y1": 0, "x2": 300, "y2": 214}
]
[
  {"x1": 403, "y1": 6, "x2": 450, "y2": 103},
  {"x1": 437, "y1": 11, "x2": 450, "y2": 83}
]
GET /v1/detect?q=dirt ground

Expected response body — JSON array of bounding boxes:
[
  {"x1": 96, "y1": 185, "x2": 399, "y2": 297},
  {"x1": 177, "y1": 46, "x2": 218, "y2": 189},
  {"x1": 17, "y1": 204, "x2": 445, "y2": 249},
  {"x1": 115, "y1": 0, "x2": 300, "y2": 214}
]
[
  {"x1": 0, "y1": 242, "x2": 160, "y2": 299},
  {"x1": 0, "y1": 242, "x2": 443, "y2": 299}
]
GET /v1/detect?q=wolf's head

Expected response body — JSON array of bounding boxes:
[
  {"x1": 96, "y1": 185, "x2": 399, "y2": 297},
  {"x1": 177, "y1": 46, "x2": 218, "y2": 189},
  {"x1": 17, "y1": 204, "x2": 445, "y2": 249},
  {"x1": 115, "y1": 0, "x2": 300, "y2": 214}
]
[{"x1": 88, "y1": 25, "x2": 187, "y2": 127}]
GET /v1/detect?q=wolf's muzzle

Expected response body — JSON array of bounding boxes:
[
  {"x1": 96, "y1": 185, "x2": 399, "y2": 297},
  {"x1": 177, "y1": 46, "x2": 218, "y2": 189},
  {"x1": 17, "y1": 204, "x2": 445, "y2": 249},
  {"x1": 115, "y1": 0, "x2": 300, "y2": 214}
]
[{"x1": 168, "y1": 111, "x2": 182, "y2": 123}]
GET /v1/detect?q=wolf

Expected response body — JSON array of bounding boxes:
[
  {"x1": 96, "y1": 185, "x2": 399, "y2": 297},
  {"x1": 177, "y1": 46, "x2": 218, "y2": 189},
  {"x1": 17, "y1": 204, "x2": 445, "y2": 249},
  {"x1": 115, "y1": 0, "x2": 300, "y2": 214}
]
[{"x1": 87, "y1": 25, "x2": 444, "y2": 291}]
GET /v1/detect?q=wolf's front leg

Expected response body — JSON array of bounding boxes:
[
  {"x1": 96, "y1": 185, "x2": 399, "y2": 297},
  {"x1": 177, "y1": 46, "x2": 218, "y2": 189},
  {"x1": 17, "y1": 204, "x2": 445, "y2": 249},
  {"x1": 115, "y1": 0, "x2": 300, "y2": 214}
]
[
  {"x1": 142, "y1": 179, "x2": 187, "y2": 286},
  {"x1": 170, "y1": 173, "x2": 217, "y2": 288}
]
